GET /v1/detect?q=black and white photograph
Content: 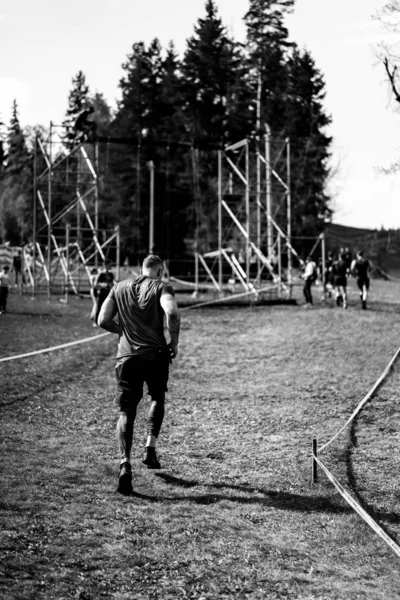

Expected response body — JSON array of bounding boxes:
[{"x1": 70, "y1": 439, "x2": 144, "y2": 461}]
[{"x1": 1, "y1": 0, "x2": 400, "y2": 598}]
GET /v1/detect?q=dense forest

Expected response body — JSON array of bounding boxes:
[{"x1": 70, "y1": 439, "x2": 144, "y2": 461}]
[{"x1": 0, "y1": 0, "x2": 334, "y2": 263}]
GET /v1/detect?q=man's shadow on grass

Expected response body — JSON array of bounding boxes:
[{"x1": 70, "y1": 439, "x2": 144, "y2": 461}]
[
  {"x1": 124, "y1": 472, "x2": 350, "y2": 515},
  {"x1": 125, "y1": 473, "x2": 400, "y2": 527}
]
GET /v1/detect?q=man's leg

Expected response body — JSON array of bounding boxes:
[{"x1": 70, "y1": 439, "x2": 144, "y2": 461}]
[
  {"x1": 362, "y1": 279, "x2": 369, "y2": 309},
  {"x1": 142, "y1": 395, "x2": 165, "y2": 469},
  {"x1": 342, "y1": 286, "x2": 348, "y2": 308},
  {"x1": 116, "y1": 410, "x2": 136, "y2": 464},
  {"x1": 115, "y1": 359, "x2": 142, "y2": 494},
  {"x1": 143, "y1": 353, "x2": 169, "y2": 469},
  {"x1": 303, "y1": 282, "x2": 311, "y2": 304}
]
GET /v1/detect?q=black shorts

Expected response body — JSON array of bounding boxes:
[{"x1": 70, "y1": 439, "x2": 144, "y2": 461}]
[
  {"x1": 115, "y1": 350, "x2": 170, "y2": 414},
  {"x1": 356, "y1": 277, "x2": 369, "y2": 291},
  {"x1": 334, "y1": 276, "x2": 347, "y2": 288}
]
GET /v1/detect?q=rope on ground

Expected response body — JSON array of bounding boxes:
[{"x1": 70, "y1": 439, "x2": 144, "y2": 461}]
[
  {"x1": 314, "y1": 454, "x2": 400, "y2": 558},
  {"x1": 0, "y1": 332, "x2": 111, "y2": 363},
  {"x1": 318, "y1": 346, "x2": 400, "y2": 454},
  {"x1": 0, "y1": 286, "x2": 276, "y2": 362},
  {"x1": 313, "y1": 345, "x2": 400, "y2": 559}
]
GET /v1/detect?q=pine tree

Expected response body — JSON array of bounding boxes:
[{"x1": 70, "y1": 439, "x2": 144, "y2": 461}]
[
  {"x1": 0, "y1": 116, "x2": 6, "y2": 180},
  {"x1": 245, "y1": 0, "x2": 294, "y2": 53},
  {"x1": 91, "y1": 92, "x2": 112, "y2": 138},
  {"x1": 182, "y1": 0, "x2": 243, "y2": 146},
  {"x1": 62, "y1": 71, "x2": 91, "y2": 149},
  {"x1": 111, "y1": 39, "x2": 192, "y2": 259},
  {"x1": 284, "y1": 47, "x2": 332, "y2": 243},
  {"x1": 0, "y1": 101, "x2": 32, "y2": 244},
  {"x1": 180, "y1": 0, "x2": 248, "y2": 253},
  {"x1": 244, "y1": 0, "x2": 295, "y2": 135}
]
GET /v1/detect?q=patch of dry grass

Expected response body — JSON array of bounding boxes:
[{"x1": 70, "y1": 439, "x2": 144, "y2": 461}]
[{"x1": 1, "y1": 280, "x2": 400, "y2": 599}]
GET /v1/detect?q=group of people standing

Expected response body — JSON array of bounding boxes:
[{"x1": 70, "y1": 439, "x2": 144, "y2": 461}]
[{"x1": 302, "y1": 248, "x2": 371, "y2": 310}]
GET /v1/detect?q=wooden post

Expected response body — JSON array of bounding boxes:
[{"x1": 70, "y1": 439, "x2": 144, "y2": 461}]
[{"x1": 312, "y1": 438, "x2": 318, "y2": 483}]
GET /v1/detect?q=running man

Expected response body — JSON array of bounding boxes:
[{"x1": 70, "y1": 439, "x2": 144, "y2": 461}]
[
  {"x1": 331, "y1": 253, "x2": 349, "y2": 308},
  {"x1": 351, "y1": 250, "x2": 371, "y2": 310},
  {"x1": 98, "y1": 254, "x2": 180, "y2": 495}
]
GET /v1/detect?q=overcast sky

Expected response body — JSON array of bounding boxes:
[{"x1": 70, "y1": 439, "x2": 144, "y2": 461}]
[{"x1": 0, "y1": 0, "x2": 399, "y2": 230}]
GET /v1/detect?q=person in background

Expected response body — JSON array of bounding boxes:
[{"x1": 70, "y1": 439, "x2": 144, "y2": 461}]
[
  {"x1": 343, "y1": 246, "x2": 352, "y2": 271},
  {"x1": 89, "y1": 267, "x2": 99, "y2": 326},
  {"x1": 351, "y1": 250, "x2": 371, "y2": 310},
  {"x1": 12, "y1": 250, "x2": 23, "y2": 287},
  {"x1": 74, "y1": 106, "x2": 97, "y2": 143},
  {"x1": 331, "y1": 253, "x2": 349, "y2": 309},
  {"x1": 98, "y1": 254, "x2": 180, "y2": 495},
  {"x1": 94, "y1": 262, "x2": 115, "y2": 325},
  {"x1": 322, "y1": 251, "x2": 334, "y2": 300},
  {"x1": 0, "y1": 265, "x2": 11, "y2": 314},
  {"x1": 302, "y1": 255, "x2": 317, "y2": 307}
]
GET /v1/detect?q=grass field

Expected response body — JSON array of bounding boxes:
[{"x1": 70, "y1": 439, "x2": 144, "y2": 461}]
[{"x1": 1, "y1": 278, "x2": 400, "y2": 599}]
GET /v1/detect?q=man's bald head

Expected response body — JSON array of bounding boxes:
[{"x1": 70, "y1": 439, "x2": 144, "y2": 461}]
[{"x1": 142, "y1": 254, "x2": 163, "y2": 278}]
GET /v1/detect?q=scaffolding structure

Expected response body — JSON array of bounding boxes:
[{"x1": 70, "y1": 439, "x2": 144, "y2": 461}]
[
  {"x1": 193, "y1": 127, "x2": 304, "y2": 300},
  {"x1": 31, "y1": 123, "x2": 120, "y2": 299}
]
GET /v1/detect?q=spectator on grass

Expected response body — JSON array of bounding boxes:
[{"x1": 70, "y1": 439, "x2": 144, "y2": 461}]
[
  {"x1": 12, "y1": 250, "x2": 23, "y2": 287},
  {"x1": 89, "y1": 267, "x2": 99, "y2": 326},
  {"x1": 97, "y1": 254, "x2": 180, "y2": 495},
  {"x1": 302, "y1": 255, "x2": 317, "y2": 307},
  {"x1": 322, "y1": 251, "x2": 334, "y2": 300},
  {"x1": 94, "y1": 262, "x2": 115, "y2": 325},
  {"x1": 331, "y1": 253, "x2": 349, "y2": 309},
  {"x1": 351, "y1": 250, "x2": 371, "y2": 310},
  {"x1": 0, "y1": 265, "x2": 11, "y2": 314}
]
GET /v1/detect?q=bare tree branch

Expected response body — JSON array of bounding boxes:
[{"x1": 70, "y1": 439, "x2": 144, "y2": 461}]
[{"x1": 383, "y1": 55, "x2": 400, "y2": 103}]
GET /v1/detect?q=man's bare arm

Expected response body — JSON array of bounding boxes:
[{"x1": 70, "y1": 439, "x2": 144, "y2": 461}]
[
  {"x1": 160, "y1": 293, "x2": 180, "y2": 357},
  {"x1": 97, "y1": 298, "x2": 122, "y2": 335}
]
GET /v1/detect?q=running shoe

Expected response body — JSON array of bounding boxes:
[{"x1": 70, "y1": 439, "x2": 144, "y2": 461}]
[
  {"x1": 117, "y1": 461, "x2": 133, "y2": 495},
  {"x1": 142, "y1": 447, "x2": 161, "y2": 469}
]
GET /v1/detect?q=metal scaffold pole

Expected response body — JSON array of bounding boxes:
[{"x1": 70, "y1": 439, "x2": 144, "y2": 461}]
[
  {"x1": 265, "y1": 124, "x2": 273, "y2": 261},
  {"x1": 256, "y1": 66, "x2": 262, "y2": 275},
  {"x1": 47, "y1": 122, "x2": 53, "y2": 301},
  {"x1": 94, "y1": 141, "x2": 99, "y2": 269},
  {"x1": 65, "y1": 223, "x2": 70, "y2": 304},
  {"x1": 218, "y1": 149, "x2": 223, "y2": 291},
  {"x1": 148, "y1": 160, "x2": 155, "y2": 254},
  {"x1": 116, "y1": 225, "x2": 121, "y2": 282},
  {"x1": 286, "y1": 137, "x2": 292, "y2": 291},
  {"x1": 245, "y1": 140, "x2": 250, "y2": 284},
  {"x1": 32, "y1": 137, "x2": 37, "y2": 299}
]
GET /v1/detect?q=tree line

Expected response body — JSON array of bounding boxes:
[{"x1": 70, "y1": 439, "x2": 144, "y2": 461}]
[{"x1": 0, "y1": 0, "x2": 333, "y2": 263}]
